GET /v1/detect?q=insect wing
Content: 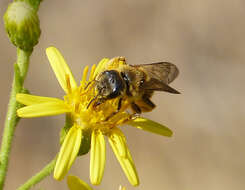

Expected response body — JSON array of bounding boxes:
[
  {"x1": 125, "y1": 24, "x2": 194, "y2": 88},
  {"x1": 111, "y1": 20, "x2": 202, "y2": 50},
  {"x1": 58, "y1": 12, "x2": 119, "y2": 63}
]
[
  {"x1": 133, "y1": 62, "x2": 179, "y2": 84},
  {"x1": 132, "y1": 62, "x2": 180, "y2": 94}
]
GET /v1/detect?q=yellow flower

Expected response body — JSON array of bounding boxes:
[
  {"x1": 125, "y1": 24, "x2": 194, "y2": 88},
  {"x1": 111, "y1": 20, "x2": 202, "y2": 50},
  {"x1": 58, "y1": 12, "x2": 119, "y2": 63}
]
[
  {"x1": 67, "y1": 175, "x2": 126, "y2": 190},
  {"x1": 16, "y1": 47, "x2": 173, "y2": 186},
  {"x1": 67, "y1": 176, "x2": 93, "y2": 190},
  {"x1": 119, "y1": 185, "x2": 126, "y2": 190}
]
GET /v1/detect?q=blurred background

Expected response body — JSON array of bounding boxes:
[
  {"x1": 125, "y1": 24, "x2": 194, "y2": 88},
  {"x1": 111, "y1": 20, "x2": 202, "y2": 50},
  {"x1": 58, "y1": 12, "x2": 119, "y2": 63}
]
[{"x1": 1, "y1": 0, "x2": 245, "y2": 189}]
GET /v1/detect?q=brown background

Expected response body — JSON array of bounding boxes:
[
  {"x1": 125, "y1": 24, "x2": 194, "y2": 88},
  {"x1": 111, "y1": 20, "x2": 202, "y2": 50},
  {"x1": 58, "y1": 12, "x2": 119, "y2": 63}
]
[{"x1": 1, "y1": 0, "x2": 245, "y2": 190}]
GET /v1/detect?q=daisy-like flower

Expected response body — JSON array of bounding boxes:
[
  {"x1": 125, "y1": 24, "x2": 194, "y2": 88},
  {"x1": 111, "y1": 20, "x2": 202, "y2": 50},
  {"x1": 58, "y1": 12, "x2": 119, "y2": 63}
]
[
  {"x1": 16, "y1": 47, "x2": 173, "y2": 186},
  {"x1": 67, "y1": 176, "x2": 93, "y2": 190},
  {"x1": 67, "y1": 175, "x2": 126, "y2": 190}
]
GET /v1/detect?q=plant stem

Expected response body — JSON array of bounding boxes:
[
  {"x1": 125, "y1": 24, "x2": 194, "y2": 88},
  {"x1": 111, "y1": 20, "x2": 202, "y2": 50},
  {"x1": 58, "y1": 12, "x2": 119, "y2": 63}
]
[
  {"x1": 17, "y1": 158, "x2": 56, "y2": 190},
  {"x1": 0, "y1": 48, "x2": 31, "y2": 189},
  {"x1": 17, "y1": 48, "x2": 32, "y2": 80}
]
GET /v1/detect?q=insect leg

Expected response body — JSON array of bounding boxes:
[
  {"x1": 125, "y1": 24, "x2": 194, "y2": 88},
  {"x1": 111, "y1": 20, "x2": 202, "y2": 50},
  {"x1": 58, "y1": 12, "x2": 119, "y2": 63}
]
[
  {"x1": 105, "y1": 97, "x2": 123, "y2": 121},
  {"x1": 131, "y1": 102, "x2": 142, "y2": 114},
  {"x1": 84, "y1": 80, "x2": 97, "y2": 91},
  {"x1": 117, "y1": 97, "x2": 123, "y2": 111},
  {"x1": 142, "y1": 95, "x2": 155, "y2": 109},
  {"x1": 87, "y1": 96, "x2": 97, "y2": 109}
]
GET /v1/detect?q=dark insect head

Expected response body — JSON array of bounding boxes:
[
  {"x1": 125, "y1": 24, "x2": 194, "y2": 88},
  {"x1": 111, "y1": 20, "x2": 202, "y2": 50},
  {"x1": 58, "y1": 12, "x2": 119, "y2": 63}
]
[
  {"x1": 87, "y1": 70, "x2": 125, "y2": 109},
  {"x1": 95, "y1": 70, "x2": 125, "y2": 99}
]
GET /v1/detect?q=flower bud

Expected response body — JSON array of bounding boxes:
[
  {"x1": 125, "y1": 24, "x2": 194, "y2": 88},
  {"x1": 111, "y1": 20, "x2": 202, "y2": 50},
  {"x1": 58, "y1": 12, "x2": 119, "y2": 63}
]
[
  {"x1": 60, "y1": 115, "x2": 91, "y2": 156},
  {"x1": 4, "y1": 1, "x2": 41, "y2": 51},
  {"x1": 77, "y1": 129, "x2": 91, "y2": 156}
]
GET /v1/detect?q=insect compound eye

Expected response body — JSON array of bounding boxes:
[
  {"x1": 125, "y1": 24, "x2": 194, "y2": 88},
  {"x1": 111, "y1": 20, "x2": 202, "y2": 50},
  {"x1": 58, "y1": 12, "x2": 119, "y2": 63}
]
[
  {"x1": 109, "y1": 78, "x2": 115, "y2": 84},
  {"x1": 101, "y1": 70, "x2": 124, "y2": 99},
  {"x1": 140, "y1": 79, "x2": 145, "y2": 85}
]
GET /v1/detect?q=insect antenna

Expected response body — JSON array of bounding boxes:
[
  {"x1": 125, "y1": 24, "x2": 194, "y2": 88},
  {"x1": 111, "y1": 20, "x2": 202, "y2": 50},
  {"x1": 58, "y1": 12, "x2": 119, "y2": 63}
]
[
  {"x1": 87, "y1": 94, "x2": 99, "y2": 109},
  {"x1": 84, "y1": 79, "x2": 96, "y2": 90}
]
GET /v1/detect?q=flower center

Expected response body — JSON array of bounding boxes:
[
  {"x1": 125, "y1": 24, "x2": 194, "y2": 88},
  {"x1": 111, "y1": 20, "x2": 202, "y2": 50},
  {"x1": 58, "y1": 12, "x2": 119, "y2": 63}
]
[{"x1": 63, "y1": 74, "x2": 131, "y2": 133}]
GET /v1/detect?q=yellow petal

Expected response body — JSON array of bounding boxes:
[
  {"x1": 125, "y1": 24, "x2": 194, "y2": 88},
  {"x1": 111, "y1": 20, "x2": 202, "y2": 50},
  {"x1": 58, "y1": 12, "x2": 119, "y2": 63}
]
[
  {"x1": 90, "y1": 129, "x2": 106, "y2": 185},
  {"x1": 17, "y1": 101, "x2": 70, "y2": 118},
  {"x1": 119, "y1": 186, "x2": 126, "y2": 190},
  {"x1": 54, "y1": 125, "x2": 82, "y2": 180},
  {"x1": 67, "y1": 176, "x2": 93, "y2": 190},
  {"x1": 16, "y1": 93, "x2": 63, "y2": 106},
  {"x1": 46, "y1": 47, "x2": 77, "y2": 93},
  {"x1": 128, "y1": 117, "x2": 173, "y2": 137},
  {"x1": 93, "y1": 58, "x2": 109, "y2": 78},
  {"x1": 80, "y1": 66, "x2": 89, "y2": 87},
  {"x1": 108, "y1": 128, "x2": 139, "y2": 186},
  {"x1": 110, "y1": 112, "x2": 132, "y2": 126},
  {"x1": 108, "y1": 128, "x2": 127, "y2": 157},
  {"x1": 89, "y1": 64, "x2": 96, "y2": 81}
]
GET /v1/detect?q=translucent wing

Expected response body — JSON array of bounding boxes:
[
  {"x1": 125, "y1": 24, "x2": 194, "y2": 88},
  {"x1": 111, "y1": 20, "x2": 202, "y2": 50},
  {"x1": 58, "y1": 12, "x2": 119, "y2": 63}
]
[{"x1": 132, "y1": 62, "x2": 180, "y2": 94}]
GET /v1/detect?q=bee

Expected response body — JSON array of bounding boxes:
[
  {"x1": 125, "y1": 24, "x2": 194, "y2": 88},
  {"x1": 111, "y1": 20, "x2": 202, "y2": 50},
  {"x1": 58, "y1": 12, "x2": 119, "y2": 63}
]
[{"x1": 87, "y1": 57, "x2": 180, "y2": 119}]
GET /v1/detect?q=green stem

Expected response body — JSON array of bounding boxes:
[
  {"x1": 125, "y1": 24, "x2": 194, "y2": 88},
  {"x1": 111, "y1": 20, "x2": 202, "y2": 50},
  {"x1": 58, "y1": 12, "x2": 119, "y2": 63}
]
[
  {"x1": 17, "y1": 48, "x2": 32, "y2": 80},
  {"x1": 0, "y1": 48, "x2": 31, "y2": 189},
  {"x1": 17, "y1": 158, "x2": 56, "y2": 190}
]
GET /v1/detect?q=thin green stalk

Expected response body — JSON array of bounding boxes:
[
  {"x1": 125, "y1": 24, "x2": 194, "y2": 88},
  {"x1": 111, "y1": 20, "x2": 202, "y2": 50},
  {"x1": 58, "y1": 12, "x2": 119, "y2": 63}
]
[
  {"x1": 17, "y1": 158, "x2": 56, "y2": 190},
  {"x1": 17, "y1": 48, "x2": 32, "y2": 80},
  {"x1": 0, "y1": 48, "x2": 31, "y2": 189}
]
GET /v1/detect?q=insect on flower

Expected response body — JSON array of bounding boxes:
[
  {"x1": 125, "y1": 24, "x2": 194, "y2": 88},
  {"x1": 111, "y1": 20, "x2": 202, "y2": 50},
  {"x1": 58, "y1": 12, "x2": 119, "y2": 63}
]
[
  {"x1": 16, "y1": 47, "x2": 177, "y2": 186},
  {"x1": 87, "y1": 57, "x2": 180, "y2": 120}
]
